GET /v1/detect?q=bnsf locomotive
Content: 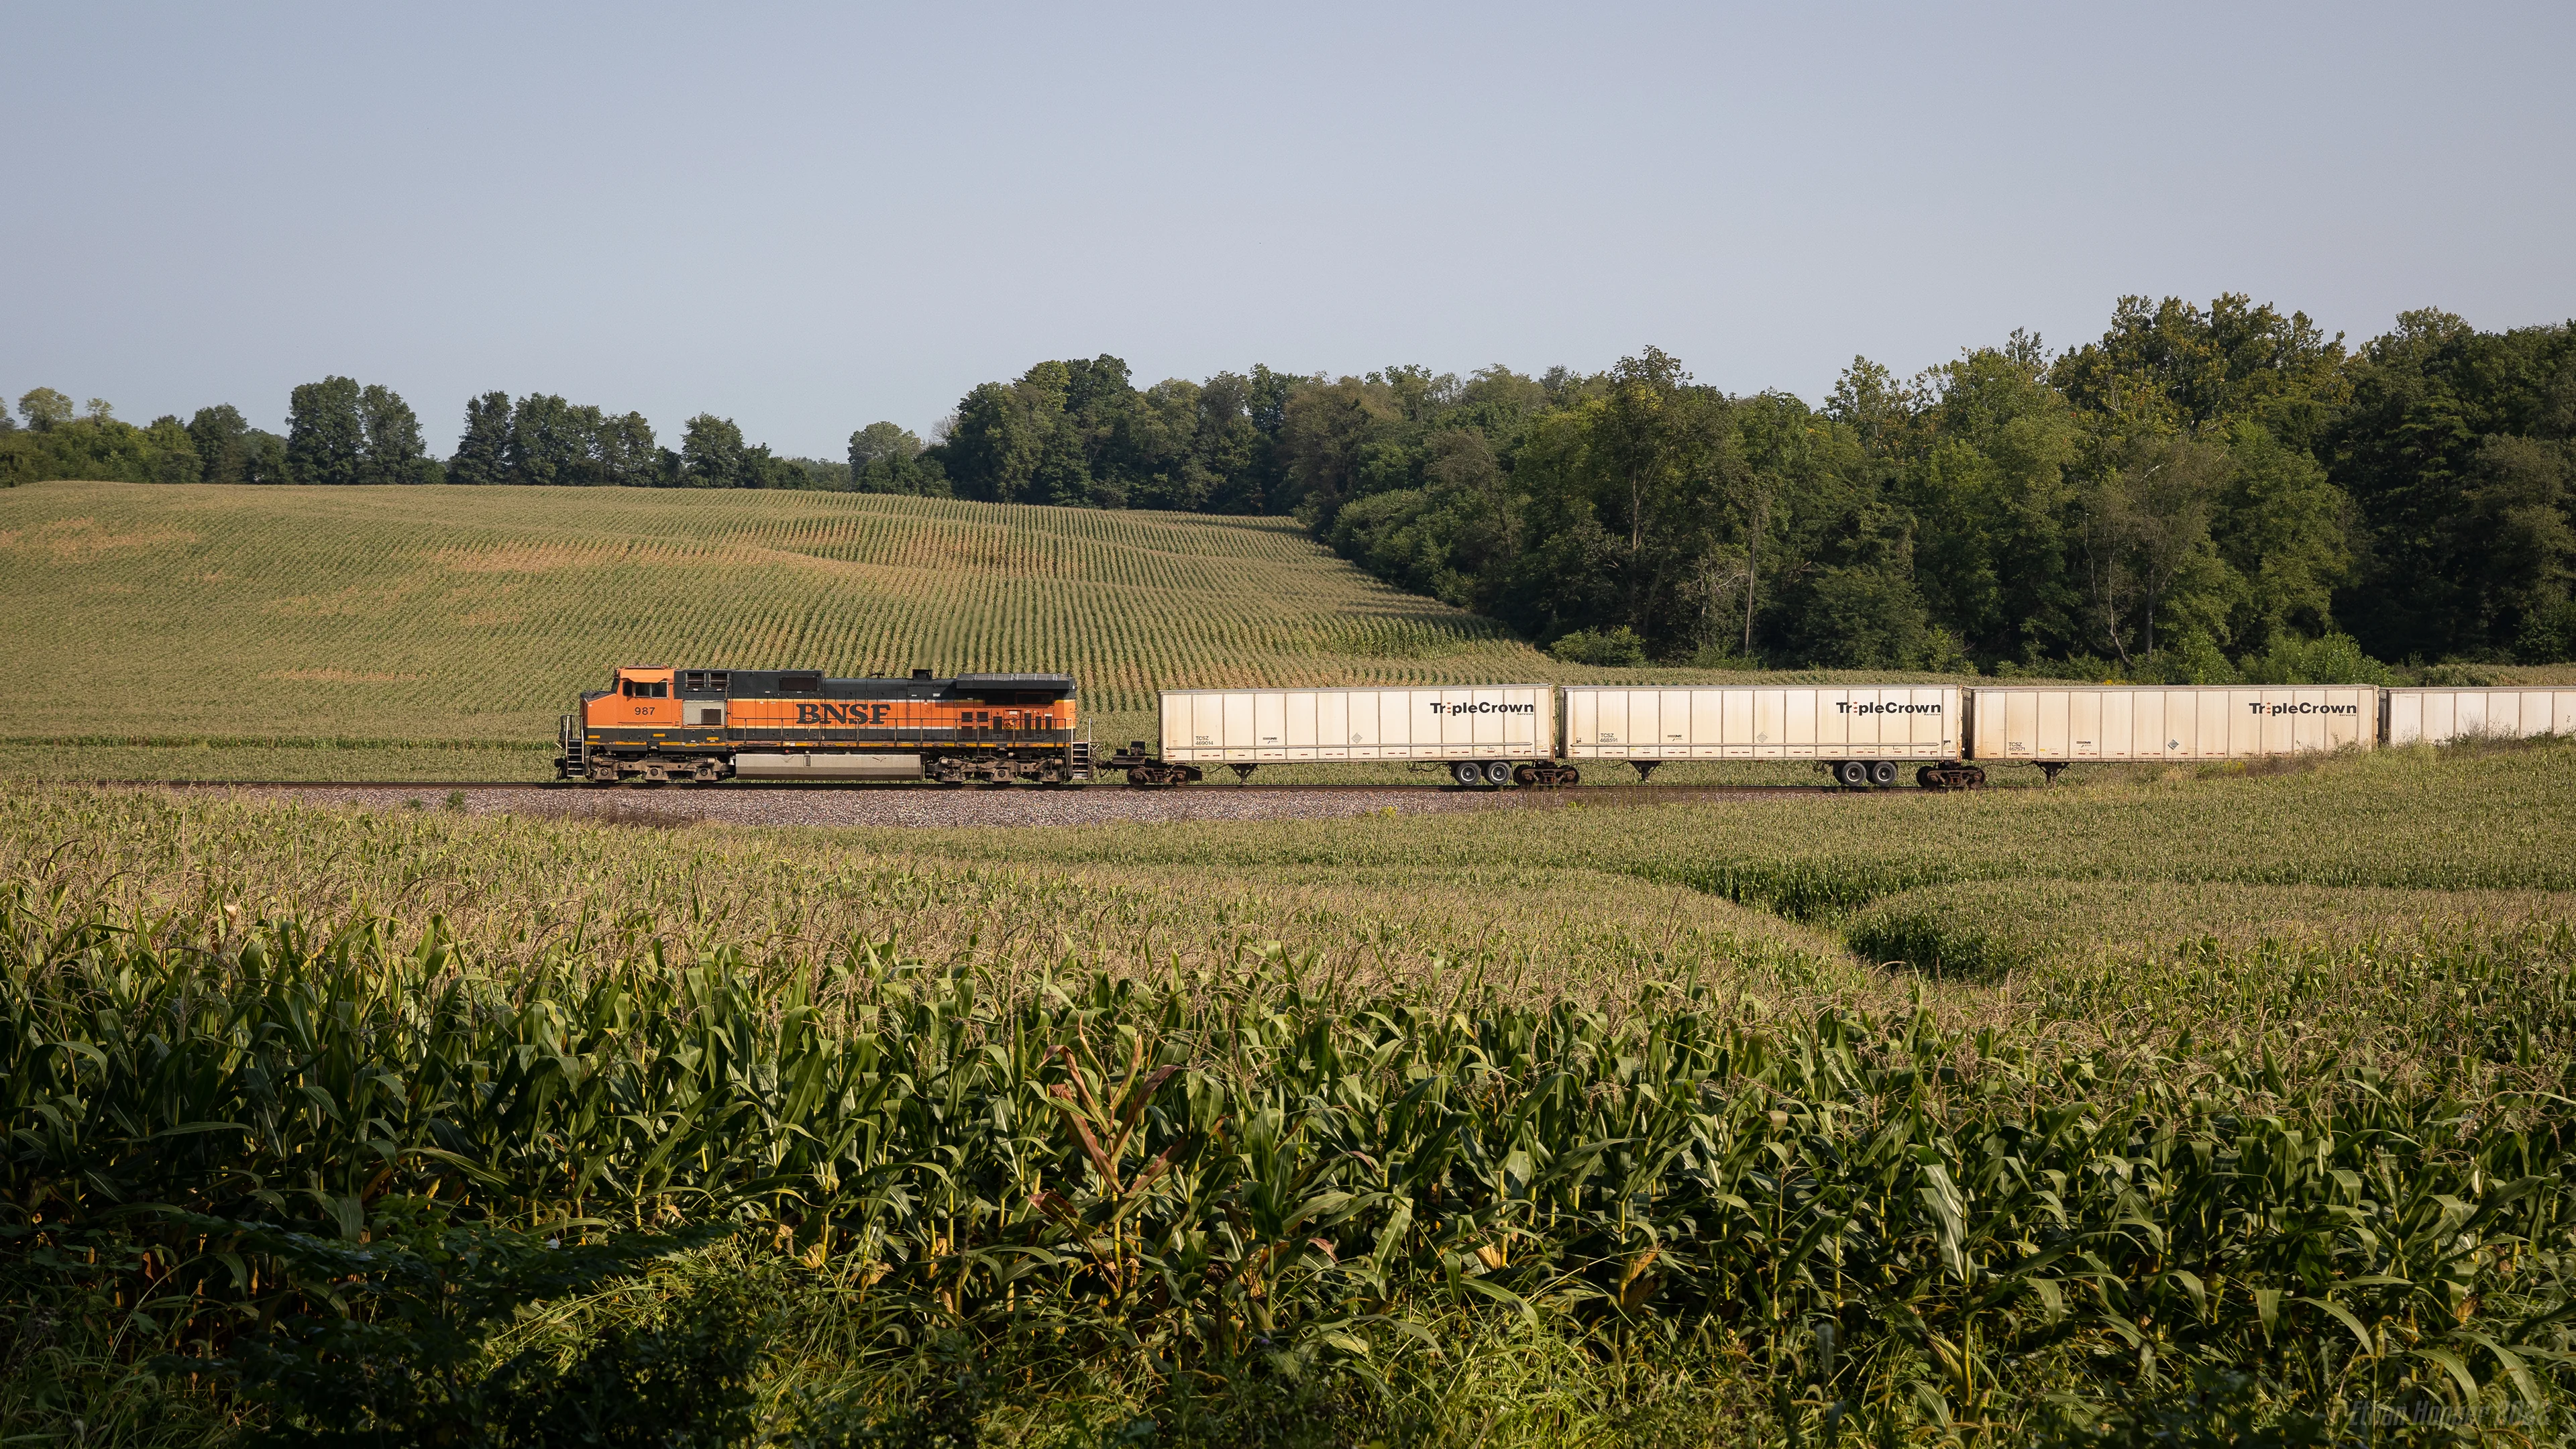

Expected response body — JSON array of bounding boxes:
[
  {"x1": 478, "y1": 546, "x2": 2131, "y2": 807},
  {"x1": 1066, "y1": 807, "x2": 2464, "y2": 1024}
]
[{"x1": 558, "y1": 666, "x2": 1090, "y2": 784}]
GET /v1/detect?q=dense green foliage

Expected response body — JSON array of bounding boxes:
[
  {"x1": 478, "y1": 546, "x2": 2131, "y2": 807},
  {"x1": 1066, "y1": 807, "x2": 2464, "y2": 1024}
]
[
  {"x1": 414, "y1": 390, "x2": 855, "y2": 492},
  {"x1": 935, "y1": 356, "x2": 1305, "y2": 511},
  {"x1": 924, "y1": 300, "x2": 2574, "y2": 672},
  {"x1": 8, "y1": 902, "x2": 2573, "y2": 1444},
  {"x1": 2327, "y1": 312, "x2": 2576, "y2": 663},
  {"x1": 0, "y1": 384, "x2": 848, "y2": 496},
  {"x1": 0, "y1": 391, "x2": 237, "y2": 490}
]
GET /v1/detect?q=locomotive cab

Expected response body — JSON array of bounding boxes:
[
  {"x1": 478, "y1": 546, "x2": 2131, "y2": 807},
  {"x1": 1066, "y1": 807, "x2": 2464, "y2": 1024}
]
[{"x1": 592, "y1": 667, "x2": 678, "y2": 729}]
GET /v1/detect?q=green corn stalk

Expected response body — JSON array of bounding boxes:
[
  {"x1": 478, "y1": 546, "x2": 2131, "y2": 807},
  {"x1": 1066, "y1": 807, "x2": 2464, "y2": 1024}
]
[{"x1": 4, "y1": 888, "x2": 2574, "y2": 1428}]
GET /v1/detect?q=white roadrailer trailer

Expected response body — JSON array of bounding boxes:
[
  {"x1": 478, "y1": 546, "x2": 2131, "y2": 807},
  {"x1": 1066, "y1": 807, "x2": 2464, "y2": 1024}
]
[
  {"x1": 1133, "y1": 685, "x2": 1564, "y2": 786},
  {"x1": 2383, "y1": 686, "x2": 2576, "y2": 746},
  {"x1": 1967, "y1": 685, "x2": 2376, "y2": 781},
  {"x1": 1558, "y1": 684, "x2": 1971, "y2": 788}
]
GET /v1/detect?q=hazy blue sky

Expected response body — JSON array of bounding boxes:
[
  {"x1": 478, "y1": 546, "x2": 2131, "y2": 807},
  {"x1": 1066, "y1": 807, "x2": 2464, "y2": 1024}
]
[{"x1": 7, "y1": 2, "x2": 2572, "y2": 458}]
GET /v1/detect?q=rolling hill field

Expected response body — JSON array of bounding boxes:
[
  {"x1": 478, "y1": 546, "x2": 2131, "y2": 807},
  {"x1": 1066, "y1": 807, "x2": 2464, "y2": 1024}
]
[
  {"x1": 8, "y1": 478, "x2": 2569, "y2": 782},
  {"x1": 0, "y1": 478, "x2": 1962, "y2": 780},
  {"x1": 10, "y1": 478, "x2": 2576, "y2": 1440}
]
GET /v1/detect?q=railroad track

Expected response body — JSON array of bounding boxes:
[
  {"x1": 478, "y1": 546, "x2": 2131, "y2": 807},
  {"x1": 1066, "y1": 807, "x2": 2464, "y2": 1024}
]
[{"x1": 61, "y1": 779, "x2": 1870, "y2": 796}]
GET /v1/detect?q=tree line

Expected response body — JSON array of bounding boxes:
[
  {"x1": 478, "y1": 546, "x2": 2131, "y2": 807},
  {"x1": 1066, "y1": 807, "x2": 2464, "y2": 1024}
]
[
  {"x1": 922, "y1": 301, "x2": 2575, "y2": 674},
  {"x1": 912, "y1": 301, "x2": 2576, "y2": 675},
  {"x1": 5, "y1": 295, "x2": 2568, "y2": 669},
  {"x1": 0, "y1": 382, "x2": 857, "y2": 494}
]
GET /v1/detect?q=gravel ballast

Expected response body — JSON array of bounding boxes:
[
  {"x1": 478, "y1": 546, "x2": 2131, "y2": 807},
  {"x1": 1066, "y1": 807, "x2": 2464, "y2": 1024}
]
[{"x1": 154, "y1": 784, "x2": 1560, "y2": 829}]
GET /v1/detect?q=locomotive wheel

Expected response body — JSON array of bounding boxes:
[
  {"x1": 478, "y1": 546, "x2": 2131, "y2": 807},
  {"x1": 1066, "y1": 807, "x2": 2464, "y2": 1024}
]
[{"x1": 1450, "y1": 761, "x2": 1484, "y2": 787}]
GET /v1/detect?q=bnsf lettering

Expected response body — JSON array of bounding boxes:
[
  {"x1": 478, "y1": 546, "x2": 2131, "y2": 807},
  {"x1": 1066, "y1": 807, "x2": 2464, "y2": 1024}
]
[
  {"x1": 795, "y1": 702, "x2": 894, "y2": 725},
  {"x1": 2246, "y1": 701, "x2": 2360, "y2": 716},
  {"x1": 1423, "y1": 701, "x2": 1537, "y2": 716},
  {"x1": 1835, "y1": 701, "x2": 1944, "y2": 714}
]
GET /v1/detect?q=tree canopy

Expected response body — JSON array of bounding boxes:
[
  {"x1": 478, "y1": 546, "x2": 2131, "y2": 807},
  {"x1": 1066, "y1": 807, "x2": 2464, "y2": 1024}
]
[{"x1": 5, "y1": 294, "x2": 2569, "y2": 671}]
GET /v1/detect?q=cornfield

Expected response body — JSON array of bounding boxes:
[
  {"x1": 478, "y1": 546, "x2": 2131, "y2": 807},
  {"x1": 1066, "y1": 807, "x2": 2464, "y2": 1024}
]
[
  {"x1": 0, "y1": 480, "x2": 1977, "y2": 781},
  {"x1": 3, "y1": 735, "x2": 2575, "y2": 1440},
  {"x1": 5, "y1": 895, "x2": 2572, "y2": 1443}
]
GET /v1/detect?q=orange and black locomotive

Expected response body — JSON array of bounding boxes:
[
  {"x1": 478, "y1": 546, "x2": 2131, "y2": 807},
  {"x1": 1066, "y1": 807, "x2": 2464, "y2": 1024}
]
[{"x1": 557, "y1": 666, "x2": 1089, "y2": 785}]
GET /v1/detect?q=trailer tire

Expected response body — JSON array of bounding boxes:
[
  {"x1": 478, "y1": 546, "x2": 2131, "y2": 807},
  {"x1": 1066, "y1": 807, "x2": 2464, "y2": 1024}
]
[
  {"x1": 1451, "y1": 761, "x2": 1484, "y2": 787},
  {"x1": 1870, "y1": 760, "x2": 1898, "y2": 788},
  {"x1": 1484, "y1": 760, "x2": 1513, "y2": 786},
  {"x1": 1835, "y1": 760, "x2": 1869, "y2": 788}
]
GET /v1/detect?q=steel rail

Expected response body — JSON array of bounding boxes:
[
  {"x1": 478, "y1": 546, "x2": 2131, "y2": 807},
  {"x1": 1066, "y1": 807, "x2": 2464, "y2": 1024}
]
[{"x1": 54, "y1": 779, "x2": 1875, "y2": 796}]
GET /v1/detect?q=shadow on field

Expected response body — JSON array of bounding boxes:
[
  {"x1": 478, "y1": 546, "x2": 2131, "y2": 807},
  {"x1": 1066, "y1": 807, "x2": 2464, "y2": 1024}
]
[{"x1": 515, "y1": 795, "x2": 697, "y2": 830}]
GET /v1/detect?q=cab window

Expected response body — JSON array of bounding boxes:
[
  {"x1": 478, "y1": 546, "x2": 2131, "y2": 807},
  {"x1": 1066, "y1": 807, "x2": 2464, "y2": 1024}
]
[{"x1": 621, "y1": 680, "x2": 669, "y2": 698}]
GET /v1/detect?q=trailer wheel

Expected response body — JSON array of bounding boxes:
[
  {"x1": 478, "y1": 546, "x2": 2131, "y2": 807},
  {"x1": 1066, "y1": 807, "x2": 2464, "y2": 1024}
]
[
  {"x1": 1870, "y1": 760, "x2": 1898, "y2": 788},
  {"x1": 1450, "y1": 761, "x2": 1484, "y2": 787},
  {"x1": 1835, "y1": 760, "x2": 1869, "y2": 788},
  {"x1": 1484, "y1": 760, "x2": 1513, "y2": 786}
]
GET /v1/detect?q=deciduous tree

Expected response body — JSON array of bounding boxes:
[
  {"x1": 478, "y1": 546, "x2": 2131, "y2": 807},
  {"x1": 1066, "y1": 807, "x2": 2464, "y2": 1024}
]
[
  {"x1": 358, "y1": 384, "x2": 438, "y2": 484},
  {"x1": 285, "y1": 376, "x2": 365, "y2": 486},
  {"x1": 187, "y1": 405, "x2": 251, "y2": 483},
  {"x1": 18, "y1": 388, "x2": 72, "y2": 430},
  {"x1": 449, "y1": 392, "x2": 513, "y2": 486}
]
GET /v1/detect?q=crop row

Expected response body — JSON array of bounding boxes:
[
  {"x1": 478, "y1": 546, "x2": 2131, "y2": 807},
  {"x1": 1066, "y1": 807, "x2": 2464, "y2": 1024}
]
[
  {"x1": 5, "y1": 894, "x2": 2572, "y2": 1439},
  {"x1": 0, "y1": 482, "x2": 1550, "y2": 735}
]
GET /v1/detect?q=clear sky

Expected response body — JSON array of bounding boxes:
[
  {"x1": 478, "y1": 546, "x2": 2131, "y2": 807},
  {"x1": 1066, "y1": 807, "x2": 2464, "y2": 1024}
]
[{"x1": 7, "y1": 2, "x2": 2572, "y2": 460}]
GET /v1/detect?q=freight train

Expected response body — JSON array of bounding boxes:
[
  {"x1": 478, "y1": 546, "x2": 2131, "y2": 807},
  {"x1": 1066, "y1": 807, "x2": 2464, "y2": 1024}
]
[{"x1": 556, "y1": 667, "x2": 2575, "y2": 788}]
